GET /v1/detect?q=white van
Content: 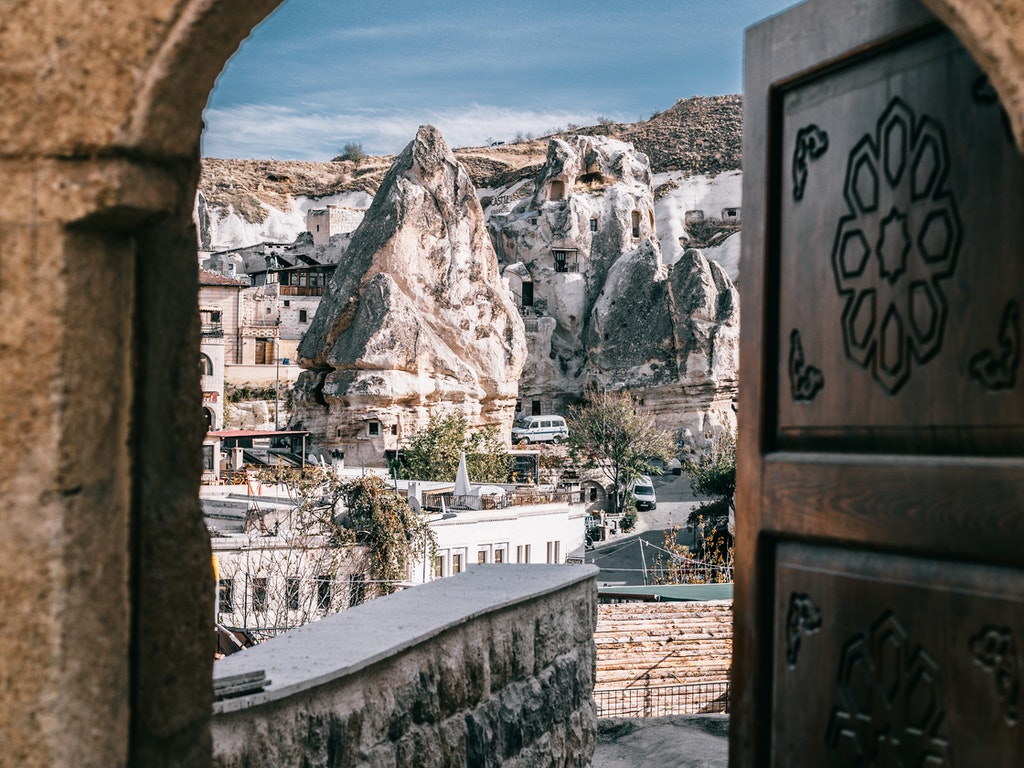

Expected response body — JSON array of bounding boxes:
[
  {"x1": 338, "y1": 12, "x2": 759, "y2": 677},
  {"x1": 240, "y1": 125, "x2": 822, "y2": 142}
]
[
  {"x1": 512, "y1": 415, "x2": 569, "y2": 444},
  {"x1": 630, "y1": 475, "x2": 657, "y2": 510}
]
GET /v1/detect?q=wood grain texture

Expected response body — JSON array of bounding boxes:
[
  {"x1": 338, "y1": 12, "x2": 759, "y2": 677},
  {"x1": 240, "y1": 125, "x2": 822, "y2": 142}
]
[{"x1": 734, "y1": 1, "x2": 1024, "y2": 765}]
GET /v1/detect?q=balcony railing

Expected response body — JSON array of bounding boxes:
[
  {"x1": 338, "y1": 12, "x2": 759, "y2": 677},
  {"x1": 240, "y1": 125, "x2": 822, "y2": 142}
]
[
  {"x1": 279, "y1": 285, "x2": 326, "y2": 296},
  {"x1": 201, "y1": 323, "x2": 224, "y2": 337},
  {"x1": 421, "y1": 488, "x2": 585, "y2": 511},
  {"x1": 594, "y1": 681, "x2": 730, "y2": 718}
]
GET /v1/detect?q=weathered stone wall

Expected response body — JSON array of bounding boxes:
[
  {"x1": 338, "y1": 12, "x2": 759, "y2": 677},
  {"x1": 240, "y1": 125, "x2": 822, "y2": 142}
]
[{"x1": 211, "y1": 566, "x2": 598, "y2": 768}]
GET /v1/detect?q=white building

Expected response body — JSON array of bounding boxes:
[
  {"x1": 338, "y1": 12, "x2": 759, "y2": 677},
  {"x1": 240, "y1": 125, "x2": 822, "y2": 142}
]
[
  {"x1": 416, "y1": 500, "x2": 589, "y2": 583},
  {"x1": 203, "y1": 473, "x2": 588, "y2": 638}
]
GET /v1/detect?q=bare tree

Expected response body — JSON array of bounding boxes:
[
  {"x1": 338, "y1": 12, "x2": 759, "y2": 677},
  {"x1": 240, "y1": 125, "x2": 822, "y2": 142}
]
[
  {"x1": 211, "y1": 468, "x2": 435, "y2": 640},
  {"x1": 565, "y1": 389, "x2": 674, "y2": 516}
]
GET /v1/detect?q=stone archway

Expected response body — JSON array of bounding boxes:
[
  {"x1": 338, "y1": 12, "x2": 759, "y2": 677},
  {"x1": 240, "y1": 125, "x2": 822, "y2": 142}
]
[
  {"x1": 0, "y1": 2, "x2": 282, "y2": 765},
  {"x1": 0, "y1": 1, "x2": 1021, "y2": 766}
]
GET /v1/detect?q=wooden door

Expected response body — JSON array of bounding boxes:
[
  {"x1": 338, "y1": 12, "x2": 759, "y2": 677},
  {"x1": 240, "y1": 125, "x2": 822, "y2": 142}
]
[{"x1": 735, "y1": 1, "x2": 1024, "y2": 764}]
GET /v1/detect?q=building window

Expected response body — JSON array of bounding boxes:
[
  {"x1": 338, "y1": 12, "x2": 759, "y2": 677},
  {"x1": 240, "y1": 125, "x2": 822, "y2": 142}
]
[
  {"x1": 452, "y1": 554, "x2": 463, "y2": 575},
  {"x1": 390, "y1": 424, "x2": 398, "y2": 436},
  {"x1": 255, "y1": 338, "x2": 273, "y2": 365},
  {"x1": 434, "y1": 555, "x2": 446, "y2": 578},
  {"x1": 218, "y1": 578, "x2": 233, "y2": 612},
  {"x1": 349, "y1": 574, "x2": 366, "y2": 607},
  {"x1": 532, "y1": 400, "x2": 542, "y2": 416},
  {"x1": 251, "y1": 577, "x2": 268, "y2": 613},
  {"x1": 632, "y1": 210, "x2": 641, "y2": 238},
  {"x1": 589, "y1": 487, "x2": 598, "y2": 502},
  {"x1": 202, "y1": 444, "x2": 214, "y2": 471},
  {"x1": 547, "y1": 541, "x2": 560, "y2": 564},
  {"x1": 590, "y1": 218, "x2": 598, "y2": 232},
  {"x1": 494, "y1": 549, "x2": 504, "y2": 564},
  {"x1": 478, "y1": 550, "x2": 488, "y2": 564},
  {"x1": 316, "y1": 577, "x2": 332, "y2": 611},
  {"x1": 522, "y1": 281, "x2": 534, "y2": 307},
  {"x1": 199, "y1": 354, "x2": 214, "y2": 376},
  {"x1": 368, "y1": 421, "x2": 380, "y2": 436},
  {"x1": 299, "y1": 309, "x2": 308, "y2": 323},
  {"x1": 551, "y1": 249, "x2": 577, "y2": 273},
  {"x1": 286, "y1": 577, "x2": 300, "y2": 611},
  {"x1": 283, "y1": 300, "x2": 290, "y2": 307},
  {"x1": 517, "y1": 544, "x2": 531, "y2": 564},
  {"x1": 530, "y1": 217, "x2": 538, "y2": 226}
]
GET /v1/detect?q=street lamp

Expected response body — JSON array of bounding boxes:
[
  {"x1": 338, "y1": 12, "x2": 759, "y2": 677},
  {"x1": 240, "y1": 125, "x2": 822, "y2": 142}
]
[{"x1": 275, "y1": 357, "x2": 290, "y2": 431}]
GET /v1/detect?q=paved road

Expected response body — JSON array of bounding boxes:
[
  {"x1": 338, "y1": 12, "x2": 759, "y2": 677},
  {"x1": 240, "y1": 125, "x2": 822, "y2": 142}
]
[{"x1": 585, "y1": 473, "x2": 706, "y2": 587}]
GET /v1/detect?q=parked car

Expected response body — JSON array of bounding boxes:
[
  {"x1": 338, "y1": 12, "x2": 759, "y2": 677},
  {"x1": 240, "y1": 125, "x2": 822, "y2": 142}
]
[
  {"x1": 630, "y1": 475, "x2": 657, "y2": 510},
  {"x1": 512, "y1": 415, "x2": 569, "y2": 444}
]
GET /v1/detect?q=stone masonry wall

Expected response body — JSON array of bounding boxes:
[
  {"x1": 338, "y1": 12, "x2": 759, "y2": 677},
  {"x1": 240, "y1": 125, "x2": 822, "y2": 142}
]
[{"x1": 211, "y1": 566, "x2": 598, "y2": 768}]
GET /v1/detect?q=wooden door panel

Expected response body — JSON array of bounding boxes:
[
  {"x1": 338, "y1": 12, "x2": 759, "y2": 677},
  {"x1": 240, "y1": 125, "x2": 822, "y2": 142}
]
[
  {"x1": 774, "y1": 27, "x2": 1024, "y2": 454},
  {"x1": 772, "y1": 542, "x2": 1024, "y2": 766},
  {"x1": 736, "y1": 2, "x2": 1024, "y2": 765}
]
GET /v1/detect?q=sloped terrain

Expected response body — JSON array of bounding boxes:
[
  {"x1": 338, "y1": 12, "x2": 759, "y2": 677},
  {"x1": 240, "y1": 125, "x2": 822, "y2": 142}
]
[{"x1": 198, "y1": 96, "x2": 743, "y2": 225}]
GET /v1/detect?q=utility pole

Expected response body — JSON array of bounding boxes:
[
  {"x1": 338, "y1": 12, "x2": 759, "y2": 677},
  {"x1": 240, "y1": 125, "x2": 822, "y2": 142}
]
[{"x1": 275, "y1": 356, "x2": 290, "y2": 431}]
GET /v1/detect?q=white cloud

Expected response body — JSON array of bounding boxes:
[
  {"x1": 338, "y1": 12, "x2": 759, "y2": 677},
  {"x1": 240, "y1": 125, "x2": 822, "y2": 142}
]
[{"x1": 201, "y1": 103, "x2": 631, "y2": 160}]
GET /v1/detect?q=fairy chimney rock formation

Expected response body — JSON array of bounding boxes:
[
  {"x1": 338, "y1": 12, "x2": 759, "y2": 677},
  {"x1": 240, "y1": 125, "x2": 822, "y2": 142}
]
[
  {"x1": 495, "y1": 135, "x2": 738, "y2": 441},
  {"x1": 294, "y1": 125, "x2": 526, "y2": 462}
]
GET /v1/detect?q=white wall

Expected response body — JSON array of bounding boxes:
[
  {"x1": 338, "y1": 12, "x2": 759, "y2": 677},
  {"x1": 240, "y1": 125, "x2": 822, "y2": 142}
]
[{"x1": 415, "y1": 502, "x2": 588, "y2": 583}]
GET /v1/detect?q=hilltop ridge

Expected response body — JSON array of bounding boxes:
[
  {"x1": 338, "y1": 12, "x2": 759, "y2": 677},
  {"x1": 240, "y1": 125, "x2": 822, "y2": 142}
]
[{"x1": 198, "y1": 95, "x2": 742, "y2": 225}]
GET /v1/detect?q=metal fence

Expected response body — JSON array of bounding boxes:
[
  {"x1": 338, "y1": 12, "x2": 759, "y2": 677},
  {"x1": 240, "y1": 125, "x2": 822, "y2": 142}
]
[{"x1": 594, "y1": 681, "x2": 730, "y2": 718}]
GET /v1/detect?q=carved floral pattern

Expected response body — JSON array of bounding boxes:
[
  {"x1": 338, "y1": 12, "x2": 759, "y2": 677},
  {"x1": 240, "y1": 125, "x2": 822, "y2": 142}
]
[
  {"x1": 826, "y1": 611, "x2": 950, "y2": 766},
  {"x1": 788, "y1": 329, "x2": 824, "y2": 402},
  {"x1": 969, "y1": 300, "x2": 1020, "y2": 391},
  {"x1": 970, "y1": 626, "x2": 1020, "y2": 726},
  {"x1": 785, "y1": 592, "x2": 822, "y2": 668},
  {"x1": 831, "y1": 97, "x2": 962, "y2": 394},
  {"x1": 793, "y1": 124, "x2": 829, "y2": 201}
]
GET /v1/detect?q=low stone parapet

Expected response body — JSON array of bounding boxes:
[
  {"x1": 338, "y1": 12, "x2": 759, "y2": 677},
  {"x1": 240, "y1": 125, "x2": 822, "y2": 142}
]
[{"x1": 211, "y1": 564, "x2": 599, "y2": 767}]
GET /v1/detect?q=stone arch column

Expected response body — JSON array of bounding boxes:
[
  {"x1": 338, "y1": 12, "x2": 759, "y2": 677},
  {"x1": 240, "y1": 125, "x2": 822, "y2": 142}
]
[
  {"x1": 0, "y1": 1, "x2": 280, "y2": 766},
  {"x1": 921, "y1": 0, "x2": 1024, "y2": 152}
]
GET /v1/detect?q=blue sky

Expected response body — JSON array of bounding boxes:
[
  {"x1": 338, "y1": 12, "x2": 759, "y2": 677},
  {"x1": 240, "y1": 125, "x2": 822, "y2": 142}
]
[{"x1": 202, "y1": 0, "x2": 798, "y2": 160}]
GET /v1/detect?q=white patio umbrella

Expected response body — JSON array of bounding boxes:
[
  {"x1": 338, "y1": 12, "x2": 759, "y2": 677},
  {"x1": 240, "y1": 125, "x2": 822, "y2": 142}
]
[{"x1": 454, "y1": 451, "x2": 471, "y2": 497}]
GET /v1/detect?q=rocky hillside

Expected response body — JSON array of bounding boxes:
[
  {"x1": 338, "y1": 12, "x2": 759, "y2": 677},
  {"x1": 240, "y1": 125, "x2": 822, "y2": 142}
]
[
  {"x1": 618, "y1": 95, "x2": 742, "y2": 176},
  {"x1": 197, "y1": 95, "x2": 742, "y2": 228}
]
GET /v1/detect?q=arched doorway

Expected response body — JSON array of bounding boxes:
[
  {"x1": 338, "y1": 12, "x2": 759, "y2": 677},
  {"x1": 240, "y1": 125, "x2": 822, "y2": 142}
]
[{"x1": 0, "y1": 1, "x2": 1022, "y2": 765}]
